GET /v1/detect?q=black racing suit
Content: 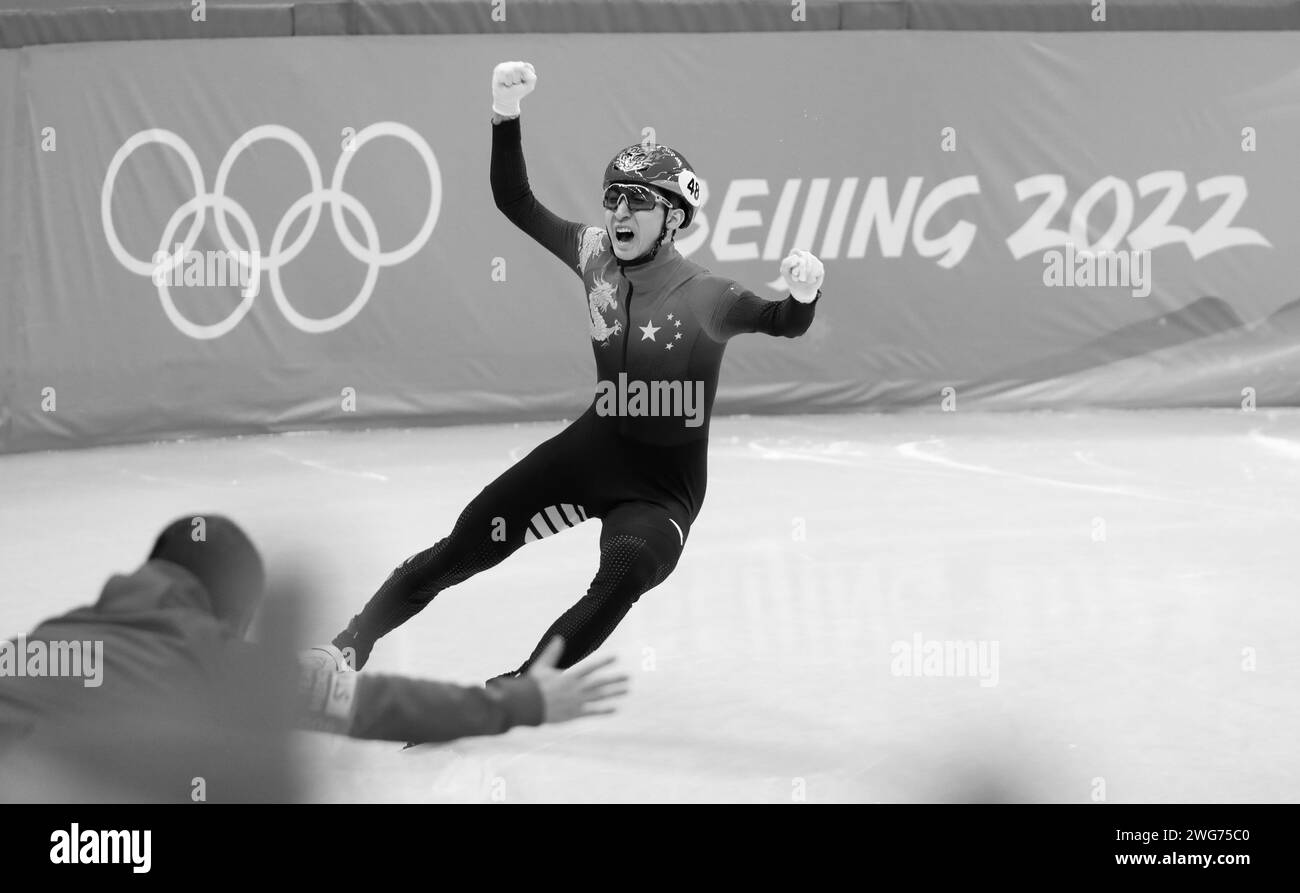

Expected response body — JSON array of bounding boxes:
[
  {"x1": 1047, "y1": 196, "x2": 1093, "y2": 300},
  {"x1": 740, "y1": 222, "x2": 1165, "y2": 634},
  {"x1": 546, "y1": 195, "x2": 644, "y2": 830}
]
[{"x1": 337, "y1": 115, "x2": 820, "y2": 674}]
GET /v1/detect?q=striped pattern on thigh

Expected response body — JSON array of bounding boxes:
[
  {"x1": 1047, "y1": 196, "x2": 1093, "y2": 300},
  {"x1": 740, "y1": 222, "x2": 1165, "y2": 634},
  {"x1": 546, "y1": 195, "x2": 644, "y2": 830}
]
[{"x1": 523, "y1": 504, "x2": 589, "y2": 543}]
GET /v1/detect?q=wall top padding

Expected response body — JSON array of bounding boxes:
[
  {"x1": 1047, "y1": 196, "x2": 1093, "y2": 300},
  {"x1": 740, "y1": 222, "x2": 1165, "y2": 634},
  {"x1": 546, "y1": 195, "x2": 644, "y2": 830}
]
[{"x1": 2, "y1": 0, "x2": 1299, "y2": 48}]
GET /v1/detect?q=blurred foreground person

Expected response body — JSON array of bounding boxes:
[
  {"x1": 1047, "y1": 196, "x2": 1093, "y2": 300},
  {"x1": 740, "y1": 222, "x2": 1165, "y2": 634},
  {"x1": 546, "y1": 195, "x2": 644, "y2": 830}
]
[
  {"x1": 0, "y1": 515, "x2": 627, "y2": 802},
  {"x1": 0, "y1": 515, "x2": 293, "y2": 802}
]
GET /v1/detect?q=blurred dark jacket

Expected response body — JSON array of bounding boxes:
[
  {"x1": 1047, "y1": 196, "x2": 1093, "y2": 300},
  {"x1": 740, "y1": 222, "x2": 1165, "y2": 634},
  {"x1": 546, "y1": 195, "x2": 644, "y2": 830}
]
[
  {"x1": 0, "y1": 561, "x2": 254, "y2": 741},
  {"x1": 0, "y1": 561, "x2": 544, "y2": 760},
  {"x1": 0, "y1": 560, "x2": 292, "y2": 801}
]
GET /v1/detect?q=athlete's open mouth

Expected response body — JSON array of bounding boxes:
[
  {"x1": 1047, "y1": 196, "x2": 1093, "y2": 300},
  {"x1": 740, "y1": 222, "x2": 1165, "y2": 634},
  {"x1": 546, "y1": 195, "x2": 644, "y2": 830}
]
[{"x1": 614, "y1": 225, "x2": 635, "y2": 245}]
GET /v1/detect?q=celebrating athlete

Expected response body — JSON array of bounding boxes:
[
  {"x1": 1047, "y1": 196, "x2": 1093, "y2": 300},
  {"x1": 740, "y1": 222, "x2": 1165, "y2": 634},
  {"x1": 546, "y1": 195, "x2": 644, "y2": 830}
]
[{"x1": 331, "y1": 61, "x2": 825, "y2": 680}]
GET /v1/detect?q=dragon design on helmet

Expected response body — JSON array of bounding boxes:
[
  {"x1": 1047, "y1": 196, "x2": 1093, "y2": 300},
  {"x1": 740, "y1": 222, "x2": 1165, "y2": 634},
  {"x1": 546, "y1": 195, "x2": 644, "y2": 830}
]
[{"x1": 612, "y1": 143, "x2": 681, "y2": 174}]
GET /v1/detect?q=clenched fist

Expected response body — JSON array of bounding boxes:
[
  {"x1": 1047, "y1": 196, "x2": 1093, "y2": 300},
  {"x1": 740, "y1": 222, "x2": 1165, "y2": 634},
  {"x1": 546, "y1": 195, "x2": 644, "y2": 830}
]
[
  {"x1": 492, "y1": 61, "x2": 537, "y2": 118},
  {"x1": 780, "y1": 249, "x2": 825, "y2": 303}
]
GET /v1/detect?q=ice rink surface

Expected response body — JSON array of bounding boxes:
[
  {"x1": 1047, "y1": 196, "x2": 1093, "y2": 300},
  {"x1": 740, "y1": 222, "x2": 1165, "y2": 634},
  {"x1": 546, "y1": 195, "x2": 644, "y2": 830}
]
[{"x1": 2, "y1": 409, "x2": 1298, "y2": 803}]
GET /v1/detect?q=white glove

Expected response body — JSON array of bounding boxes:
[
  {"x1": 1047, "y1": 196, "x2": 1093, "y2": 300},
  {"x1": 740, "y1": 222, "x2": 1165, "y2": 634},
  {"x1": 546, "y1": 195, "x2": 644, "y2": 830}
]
[
  {"x1": 492, "y1": 61, "x2": 537, "y2": 118},
  {"x1": 780, "y1": 249, "x2": 825, "y2": 303}
]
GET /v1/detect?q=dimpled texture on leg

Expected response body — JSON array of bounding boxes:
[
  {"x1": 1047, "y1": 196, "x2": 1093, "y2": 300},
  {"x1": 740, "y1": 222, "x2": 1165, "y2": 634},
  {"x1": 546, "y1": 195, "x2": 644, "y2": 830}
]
[
  {"x1": 513, "y1": 531, "x2": 677, "y2": 674},
  {"x1": 353, "y1": 506, "x2": 512, "y2": 642}
]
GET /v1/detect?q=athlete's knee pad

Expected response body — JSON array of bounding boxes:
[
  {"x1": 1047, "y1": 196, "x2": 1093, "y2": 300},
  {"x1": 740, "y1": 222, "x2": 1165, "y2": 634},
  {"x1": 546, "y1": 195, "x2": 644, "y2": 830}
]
[{"x1": 594, "y1": 531, "x2": 679, "y2": 606}]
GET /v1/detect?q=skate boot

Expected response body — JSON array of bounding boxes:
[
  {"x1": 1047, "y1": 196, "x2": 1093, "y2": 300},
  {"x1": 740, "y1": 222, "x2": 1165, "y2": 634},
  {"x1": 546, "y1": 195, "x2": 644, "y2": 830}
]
[
  {"x1": 300, "y1": 643, "x2": 355, "y2": 674},
  {"x1": 330, "y1": 625, "x2": 373, "y2": 671}
]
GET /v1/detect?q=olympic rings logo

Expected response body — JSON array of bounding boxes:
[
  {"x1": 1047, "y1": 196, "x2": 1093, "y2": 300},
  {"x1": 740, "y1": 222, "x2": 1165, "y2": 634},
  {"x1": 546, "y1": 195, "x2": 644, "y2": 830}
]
[{"x1": 101, "y1": 123, "x2": 441, "y2": 339}]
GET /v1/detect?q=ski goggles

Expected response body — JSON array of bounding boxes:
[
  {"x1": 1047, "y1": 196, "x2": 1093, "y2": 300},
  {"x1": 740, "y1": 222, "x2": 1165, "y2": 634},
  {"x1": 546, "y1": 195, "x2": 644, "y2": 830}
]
[{"x1": 603, "y1": 183, "x2": 672, "y2": 213}]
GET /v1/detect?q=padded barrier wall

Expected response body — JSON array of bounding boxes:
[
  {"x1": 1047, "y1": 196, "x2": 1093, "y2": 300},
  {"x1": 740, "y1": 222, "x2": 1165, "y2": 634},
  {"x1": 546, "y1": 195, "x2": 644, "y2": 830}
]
[{"x1": 1, "y1": 26, "x2": 1299, "y2": 451}]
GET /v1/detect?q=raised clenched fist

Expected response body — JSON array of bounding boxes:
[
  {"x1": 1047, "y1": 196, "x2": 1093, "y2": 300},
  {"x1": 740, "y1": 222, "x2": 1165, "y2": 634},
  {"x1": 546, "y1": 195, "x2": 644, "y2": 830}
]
[{"x1": 491, "y1": 61, "x2": 537, "y2": 118}]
